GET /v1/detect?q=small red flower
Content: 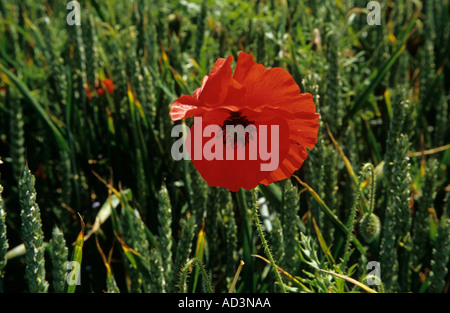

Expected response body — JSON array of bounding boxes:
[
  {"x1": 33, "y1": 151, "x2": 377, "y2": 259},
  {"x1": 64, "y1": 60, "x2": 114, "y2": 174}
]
[
  {"x1": 34, "y1": 164, "x2": 47, "y2": 179},
  {"x1": 85, "y1": 78, "x2": 115, "y2": 99},
  {"x1": 97, "y1": 78, "x2": 115, "y2": 96},
  {"x1": 170, "y1": 52, "x2": 319, "y2": 192}
]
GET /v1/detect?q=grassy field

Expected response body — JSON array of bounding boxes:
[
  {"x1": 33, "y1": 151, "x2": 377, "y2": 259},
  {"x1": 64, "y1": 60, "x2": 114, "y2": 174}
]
[{"x1": 0, "y1": 0, "x2": 449, "y2": 293}]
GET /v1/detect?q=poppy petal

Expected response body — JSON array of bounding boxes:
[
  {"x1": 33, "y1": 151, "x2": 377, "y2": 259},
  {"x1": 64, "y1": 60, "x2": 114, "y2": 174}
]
[
  {"x1": 233, "y1": 52, "x2": 316, "y2": 114},
  {"x1": 242, "y1": 106, "x2": 319, "y2": 149},
  {"x1": 196, "y1": 55, "x2": 234, "y2": 106},
  {"x1": 260, "y1": 142, "x2": 308, "y2": 186},
  {"x1": 281, "y1": 109, "x2": 320, "y2": 149},
  {"x1": 102, "y1": 78, "x2": 115, "y2": 93},
  {"x1": 170, "y1": 95, "x2": 204, "y2": 121}
]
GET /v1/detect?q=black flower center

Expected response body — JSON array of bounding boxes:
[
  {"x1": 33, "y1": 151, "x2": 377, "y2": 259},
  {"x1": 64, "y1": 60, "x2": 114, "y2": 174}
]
[{"x1": 220, "y1": 111, "x2": 256, "y2": 147}]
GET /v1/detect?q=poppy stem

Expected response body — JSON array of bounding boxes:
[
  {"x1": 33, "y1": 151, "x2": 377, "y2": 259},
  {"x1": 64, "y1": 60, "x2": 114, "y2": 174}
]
[
  {"x1": 361, "y1": 163, "x2": 376, "y2": 215},
  {"x1": 250, "y1": 188, "x2": 286, "y2": 293}
]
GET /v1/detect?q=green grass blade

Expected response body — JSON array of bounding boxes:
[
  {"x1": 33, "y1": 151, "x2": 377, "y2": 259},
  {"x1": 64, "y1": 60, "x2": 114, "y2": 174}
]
[
  {"x1": 0, "y1": 63, "x2": 69, "y2": 152},
  {"x1": 66, "y1": 214, "x2": 85, "y2": 293}
]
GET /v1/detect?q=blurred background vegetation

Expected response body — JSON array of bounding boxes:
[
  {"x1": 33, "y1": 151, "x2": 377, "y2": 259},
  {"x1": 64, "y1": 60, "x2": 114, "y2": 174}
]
[{"x1": 0, "y1": 0, "x2": 449, "y2": 293}]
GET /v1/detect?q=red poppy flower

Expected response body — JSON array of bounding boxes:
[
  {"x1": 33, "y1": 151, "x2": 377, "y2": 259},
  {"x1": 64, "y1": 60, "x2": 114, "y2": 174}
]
[
  {"x1": 34, "y1": 164, "x2": 47, "y2": 179},
  {"x1": 85, "y1": 78, "x2": 115, "y2": 100},
  {"x1": 170, "y1": 52, "x2": 319, "y2": 192},
  {"x1": 96, "y1": 78, "x2": 115, "y2": 96}
]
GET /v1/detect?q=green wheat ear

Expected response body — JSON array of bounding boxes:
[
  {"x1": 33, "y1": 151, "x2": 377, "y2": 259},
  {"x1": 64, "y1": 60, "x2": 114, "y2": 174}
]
[
  {"x1": 427, "y1": 192, "x2": 450, "y2": 293},
  {"x1": 324, "y1": 30, "x2": 343, "y2": 134},
  {"x1": 173, "y1": 215, "x2": 197, "y2": 287},
  {"x1": 8, "y1": 89, "x2": 26, "y2": 182},
  {"x1": 82, "y1": 13, "x2": 99, "y2": 89},
  {"x1": 157, "y1": 183, "x2": 173, "y2": 290},
  {"x1": 194, "y1": 0, "x2": 207, "y2": 61},
  {"x1": 280, "y1": 179, "x2": 301, "y2": 273},
  {"x1": 50, "y1": 226, "x2": 68, "y2": 293},
  {"x1": 120, "y1": 204, "x2": 152, "y2": 293},
  {"x1": 412, "y1": 158, "x2": 439, "y2": 267},
  {"x1": 19, "y1": 168, "x2": 49, "y2": 293}
]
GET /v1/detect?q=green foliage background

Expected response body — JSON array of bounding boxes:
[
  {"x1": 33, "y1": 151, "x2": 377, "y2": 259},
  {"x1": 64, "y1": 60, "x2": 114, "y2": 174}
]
[{"x1": 0, "y1": 0, "x2": 449, "y2": 293}]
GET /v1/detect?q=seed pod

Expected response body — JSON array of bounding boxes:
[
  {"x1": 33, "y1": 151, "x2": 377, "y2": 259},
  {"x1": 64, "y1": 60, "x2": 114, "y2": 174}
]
[{"x1": 359, "y1": 212, "x2": 381, "y2": 243}]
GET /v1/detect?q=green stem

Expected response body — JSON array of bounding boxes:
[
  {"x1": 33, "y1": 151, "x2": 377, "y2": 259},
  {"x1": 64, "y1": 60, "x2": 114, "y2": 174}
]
[
  {"x1": 250, "y1": 188, "x2": 286, "y2": 293},
  {"x1": 179, "y1": 258, "x2": 213, "y2": 293},
  {"x1": 362, "y1": 163, "x2": 376, "y2": 215}
]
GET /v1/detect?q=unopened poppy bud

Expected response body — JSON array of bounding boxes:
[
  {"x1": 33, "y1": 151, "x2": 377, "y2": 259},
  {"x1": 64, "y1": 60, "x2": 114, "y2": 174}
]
[{"x1": 359, "y1": 213, "x2": 381, "y2": 243}]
